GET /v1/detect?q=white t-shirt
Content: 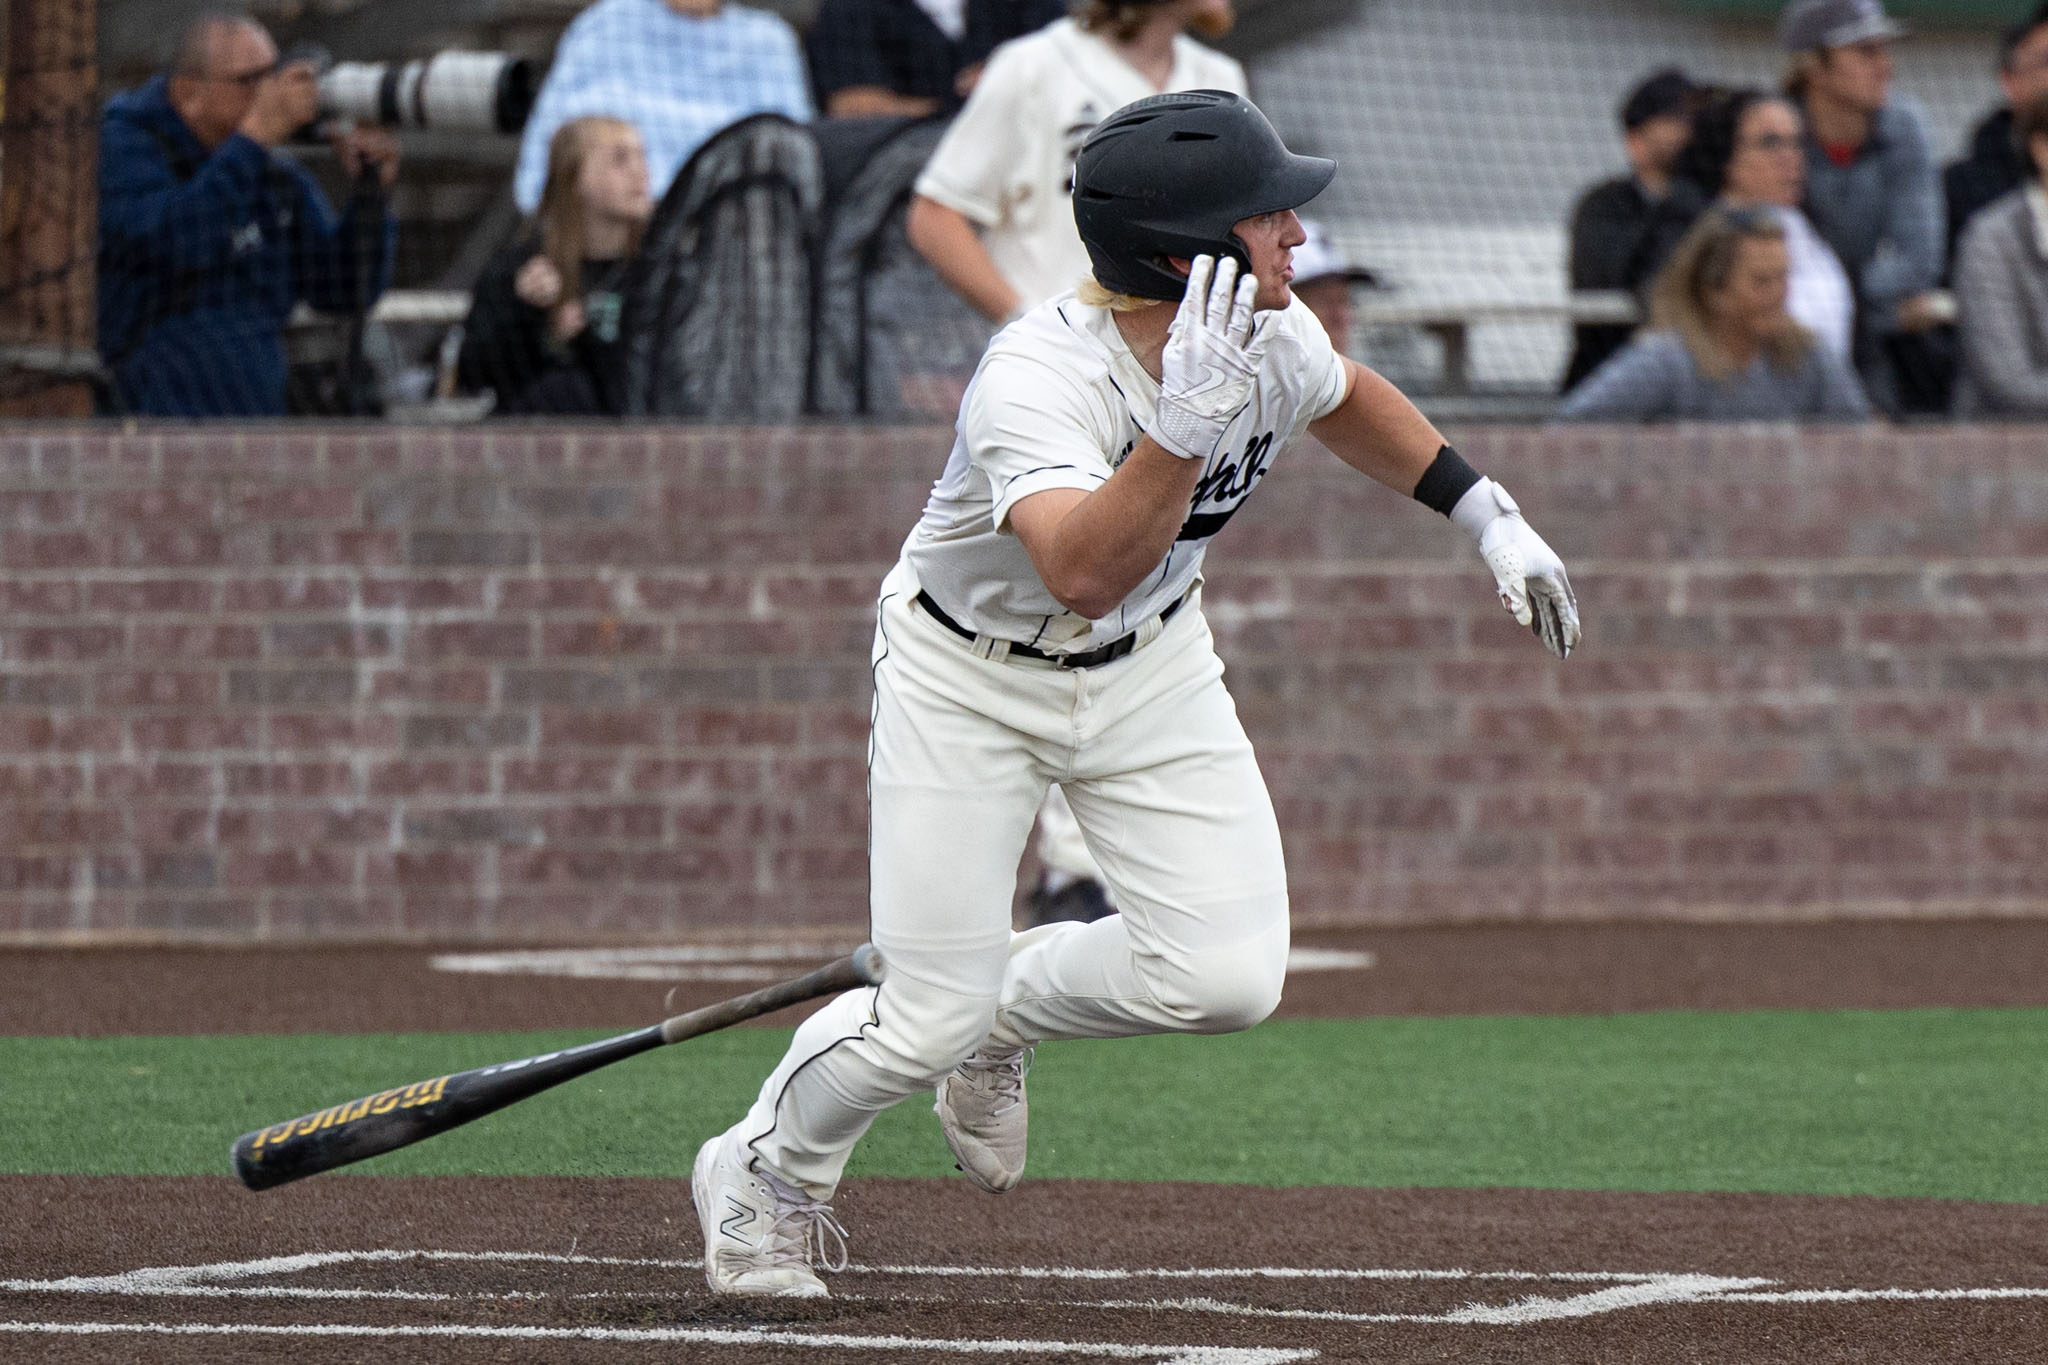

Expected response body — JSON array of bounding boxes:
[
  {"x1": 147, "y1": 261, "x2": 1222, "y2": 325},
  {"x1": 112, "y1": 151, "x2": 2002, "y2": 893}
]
[
  {"x1": 1775, "y1": 205, "x2": 1855, "y2": 360},
  {"x1": 913, "y1": 18, "x2": 1248, "y2": 308},
  {"x1": 904, "y1": 293, "x2": 1352, "y2": 653}
]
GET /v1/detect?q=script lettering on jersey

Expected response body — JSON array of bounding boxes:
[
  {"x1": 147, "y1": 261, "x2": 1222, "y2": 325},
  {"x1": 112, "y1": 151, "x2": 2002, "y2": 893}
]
[{"x1": 1178, "y1": 430, "x2": 1276, "y2": 542}]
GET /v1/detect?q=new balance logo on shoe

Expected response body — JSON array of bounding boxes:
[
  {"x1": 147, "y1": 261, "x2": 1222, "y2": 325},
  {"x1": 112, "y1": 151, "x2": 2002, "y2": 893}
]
[
  {"x1": 693, "y1": 1131, "x2": 850, "y2": 1298},
  {"x1": 719, "y1": 1194, "x2": 759, "y2": 1241}
]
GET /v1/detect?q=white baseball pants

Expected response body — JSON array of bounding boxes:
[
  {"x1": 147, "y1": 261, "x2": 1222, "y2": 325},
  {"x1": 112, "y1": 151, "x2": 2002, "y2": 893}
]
[
  {"x1": 734, "y1": 562, "x2": 1291, "y2": 1199},
  {"x1": 1034, "y1": 784, "x2": 1110, "y2": 890}
]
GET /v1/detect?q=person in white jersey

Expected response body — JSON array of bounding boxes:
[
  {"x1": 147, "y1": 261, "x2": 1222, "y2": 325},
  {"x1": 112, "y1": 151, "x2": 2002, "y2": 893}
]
[
  {"x1": 910, "y1": 0, "x2": 1245, "y2": 926},
  {"x1": 692, "y1": 90, "x2": 1582, "y2": 1298}
]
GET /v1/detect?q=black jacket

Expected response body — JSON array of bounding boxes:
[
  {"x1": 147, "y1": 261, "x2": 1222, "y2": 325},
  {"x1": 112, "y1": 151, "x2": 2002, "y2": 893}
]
[
  {"x1": 807, "y1": 0, "x2": 1064, "y2": 112},
  {"x1": 1945, "y1": 107, "x2": 2025, "y2": 277},
  {"x1": 457, "y1": 242, "x2": 629, "y2": 416},
  {"x1": 1561, "y1": 175, "x2": 1704, "y2": 393},
  {"x1": 97, "y1": 75, "x2": 394, "y2": 415}
]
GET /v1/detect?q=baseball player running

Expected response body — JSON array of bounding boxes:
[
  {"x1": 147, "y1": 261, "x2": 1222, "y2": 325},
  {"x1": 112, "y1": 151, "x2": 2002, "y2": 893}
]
[
  {"x1": 911, "y1": 0, "x2": 1249, "y2": 925},
  {"x1": 692, "y1": 90, "x2": 1581, "y2": 1298}
]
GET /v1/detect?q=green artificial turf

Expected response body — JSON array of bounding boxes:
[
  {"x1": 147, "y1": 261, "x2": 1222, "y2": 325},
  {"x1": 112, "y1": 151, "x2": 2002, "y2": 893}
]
[{"x1": 4, "y1": 1009, "x2": 2046, "y2": 1202}]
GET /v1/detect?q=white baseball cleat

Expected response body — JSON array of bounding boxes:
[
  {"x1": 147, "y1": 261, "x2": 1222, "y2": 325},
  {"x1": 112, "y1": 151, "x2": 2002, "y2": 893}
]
[
  {"x1": 691, "y1": 1130, "x2": 848, "y2": 1297},
  {"x1": 934, "y1": 1043, "x2": 1032, "y2": 1193}
]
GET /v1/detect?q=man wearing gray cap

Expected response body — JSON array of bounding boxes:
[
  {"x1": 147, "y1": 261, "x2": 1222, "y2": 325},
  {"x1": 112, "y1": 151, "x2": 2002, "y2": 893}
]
[{"x1": 1780, "y1": 0, "x2": 1948, "y2": 414}]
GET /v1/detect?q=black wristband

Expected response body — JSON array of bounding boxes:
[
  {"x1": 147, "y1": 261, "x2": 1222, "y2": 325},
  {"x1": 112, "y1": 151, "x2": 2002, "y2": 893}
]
[{"x1": 1412, "y1": 445, "x2": 1483, "y2": 517}]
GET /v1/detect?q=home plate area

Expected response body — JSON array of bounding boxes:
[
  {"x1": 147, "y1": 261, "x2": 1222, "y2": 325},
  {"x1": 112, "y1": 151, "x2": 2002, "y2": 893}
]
[{"x1": 8, "y1": 1242, "x2": 2048, "y2": 1363}]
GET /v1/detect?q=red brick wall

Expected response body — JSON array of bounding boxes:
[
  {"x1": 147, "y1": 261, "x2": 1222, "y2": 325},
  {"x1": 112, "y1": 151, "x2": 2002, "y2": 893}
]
[{"x1": 1, "y1": 423, "x2": 2042, "y2": 938}]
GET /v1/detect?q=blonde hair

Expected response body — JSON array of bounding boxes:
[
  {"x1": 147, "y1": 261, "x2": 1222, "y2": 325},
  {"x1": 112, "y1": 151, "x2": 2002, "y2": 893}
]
[
  {"x1": 1648, "y1": 208, "x2": 1810, "y2": 379},
  {"x1": 536, "y1": 116, "x2": 644, "y2": 305},
  {"x1": 1077, "y1": 278, "x2": 1157, "y2": 311}
]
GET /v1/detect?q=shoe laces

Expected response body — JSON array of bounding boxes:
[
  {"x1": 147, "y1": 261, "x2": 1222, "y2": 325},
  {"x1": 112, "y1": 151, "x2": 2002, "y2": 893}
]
[
  {"x1": 758, "y1": 1170, "x2": 850, "y2": 1274},
  {"x1": 959, "y1": 1045, "x2": 1032, "y2": 1118}
]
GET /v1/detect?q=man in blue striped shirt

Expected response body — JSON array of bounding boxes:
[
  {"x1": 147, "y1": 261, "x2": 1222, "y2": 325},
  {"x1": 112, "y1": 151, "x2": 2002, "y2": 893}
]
[{"x1": 516, "y1": 0, "x2": 813, "y2": 214}]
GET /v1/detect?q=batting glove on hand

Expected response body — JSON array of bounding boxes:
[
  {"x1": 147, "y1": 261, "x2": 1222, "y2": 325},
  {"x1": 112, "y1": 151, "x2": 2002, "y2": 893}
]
[
  {"x1": 1451, "y1": 479, "x2": 1581, "y2": 660},
  {"x1": 1152, "y1": 254, "x2": 1268, "y2": 462}
]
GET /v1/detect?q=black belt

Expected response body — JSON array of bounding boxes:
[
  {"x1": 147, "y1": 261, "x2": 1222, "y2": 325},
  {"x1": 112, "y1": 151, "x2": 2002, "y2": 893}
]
[{"x1": 914, "y1": 589, "x2": 1186, "y2": 669}]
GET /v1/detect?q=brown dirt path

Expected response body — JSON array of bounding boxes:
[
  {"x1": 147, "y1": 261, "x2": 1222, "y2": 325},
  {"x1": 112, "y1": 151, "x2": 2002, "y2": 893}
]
[
  {"x1": 11, "y1": 917, "x2": 2048, "y2": 1036},
  {"x1": 9, "y1": 919, "x2": 2046, "y2": 1362},
  {"x1": 3, "y1": 1175, "x2": 2046, "y2": 1363}
]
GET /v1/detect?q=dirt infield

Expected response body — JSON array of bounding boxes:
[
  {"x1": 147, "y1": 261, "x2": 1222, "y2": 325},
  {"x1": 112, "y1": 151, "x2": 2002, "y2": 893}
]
[
  {"x1": 4, "y1": 1174, "x2": 2047, "y2": 1363},
  {"x1": 8, "y1": 918, "x2": 2048, "y2": 1362},
  {"x1": 14, "y1": 917, "x2": 2048, "y2": 1035}
]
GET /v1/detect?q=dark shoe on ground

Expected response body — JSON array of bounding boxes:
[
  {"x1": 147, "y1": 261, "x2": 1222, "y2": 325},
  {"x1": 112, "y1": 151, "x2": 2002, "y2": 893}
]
[{"x1": 1025, "y1": 876, "x2": 1115, "y2": 927}]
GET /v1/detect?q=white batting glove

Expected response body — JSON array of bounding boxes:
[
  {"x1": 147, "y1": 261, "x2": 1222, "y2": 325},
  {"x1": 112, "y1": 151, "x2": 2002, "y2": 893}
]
[
  {"x1": 1451, "y1": 479, "x2": 1581, "y2": 660},
  {"x1": 1152, "y1": 254, "x2": 1268, "y2": 462}
]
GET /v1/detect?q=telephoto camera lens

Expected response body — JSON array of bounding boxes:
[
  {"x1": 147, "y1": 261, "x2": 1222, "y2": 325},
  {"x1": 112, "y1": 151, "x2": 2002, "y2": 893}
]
[{"x1": 318, "y1": 51, "x2": 535, "y2": 134}]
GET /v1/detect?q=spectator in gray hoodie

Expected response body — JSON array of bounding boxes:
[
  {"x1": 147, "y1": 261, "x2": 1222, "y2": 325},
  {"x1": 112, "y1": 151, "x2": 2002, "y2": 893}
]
[
  {"x1": 1780, "y1": 0, "x2": 1946, "y2": 413},
  {"x1": 1953, "y1": 90, "x2": 2048, "y2": 419},
  {"x1": 1558, "y1": 207, "x2": 1869, "y2": 423}
]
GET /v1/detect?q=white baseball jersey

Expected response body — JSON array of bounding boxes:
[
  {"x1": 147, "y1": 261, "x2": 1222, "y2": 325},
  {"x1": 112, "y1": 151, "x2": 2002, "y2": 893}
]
[
  {"x1": 904, "y1": 291, "x2": 1352, "y2": 653},
  {"x1": 913, "y1": 19, "x2": 1247, "y2": 308}
]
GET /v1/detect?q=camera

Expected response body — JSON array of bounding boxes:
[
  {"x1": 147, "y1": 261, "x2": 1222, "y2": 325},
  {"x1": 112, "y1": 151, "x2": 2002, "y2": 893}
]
[{"x1": 293, "y1": 48, "x2": 536, "y2": 135}]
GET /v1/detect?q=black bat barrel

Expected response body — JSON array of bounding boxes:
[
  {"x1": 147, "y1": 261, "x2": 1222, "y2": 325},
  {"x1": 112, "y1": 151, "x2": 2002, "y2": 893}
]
[{"x1": 230, "y1": 1024, "x2": 665, "y2": 1190}]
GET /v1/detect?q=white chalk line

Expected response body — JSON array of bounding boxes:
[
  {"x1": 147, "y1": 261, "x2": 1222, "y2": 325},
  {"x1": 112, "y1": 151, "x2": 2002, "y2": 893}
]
[
  {"x1": 1718, "y1": 1287, "x2": 2048, "y2": 1304},
  {"x1": 0, "y1": 1247, "x2": 684, "y2": 1295},
  {"x1": 1069, "y1": 1275, "x2": 1775, "y2": 1326},
  {"x1": 0, "y1": 1248, "x2": 1752, "y2": 1334},
  {"x1": 429, "y1": 945, "x2": 1373, "y2": 984},
  {"x1": 1, "y1": 1248, "x2": 1681, "y2": 1297},
  {"x1": 9, "y1": 1248, "x2": 2044, "y2": 1341},
  {"x1": 0, "y1": 1321, "x2": 1315, "y2": 1362}
]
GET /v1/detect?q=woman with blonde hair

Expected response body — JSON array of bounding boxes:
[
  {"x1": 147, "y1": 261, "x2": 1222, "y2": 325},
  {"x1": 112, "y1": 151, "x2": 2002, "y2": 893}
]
[
  {"x1": 459, "y1": 115, "x2": 652, "y2": 414},
  {"x1": 1558, "y1": 207, "x2": 1869, "y2": 421}
]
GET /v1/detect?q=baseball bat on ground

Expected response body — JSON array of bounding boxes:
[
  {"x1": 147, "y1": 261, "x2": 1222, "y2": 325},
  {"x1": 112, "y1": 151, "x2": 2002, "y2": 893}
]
[{"x1": 230, "y1": 943, "x2": 885, "y2": 1191}]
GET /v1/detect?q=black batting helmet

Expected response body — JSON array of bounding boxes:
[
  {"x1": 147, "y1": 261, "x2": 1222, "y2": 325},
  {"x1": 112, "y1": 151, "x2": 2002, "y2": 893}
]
[{"x1": 1072, "y1": 90, "x2": 1335, "y2": 302}]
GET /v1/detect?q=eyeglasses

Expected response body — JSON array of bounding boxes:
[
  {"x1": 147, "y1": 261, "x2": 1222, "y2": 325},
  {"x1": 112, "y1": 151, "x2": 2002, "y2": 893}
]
[
  {"x1": 209, "y1": 60, "x2": 280, "y2": 88},
  {"x1": 1739, "y1": 133, "x2": 1802, "y2": 153},
  {"x1": 1713, "y1": 205, "x2": 1778, "y2": 232}
]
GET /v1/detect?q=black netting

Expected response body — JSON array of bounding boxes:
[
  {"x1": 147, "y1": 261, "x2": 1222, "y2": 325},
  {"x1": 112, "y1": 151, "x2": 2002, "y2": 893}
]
[
  {"x1": 618, "y1": 112, "x2": 820, "y2": 420},
  {"x1": 36, "y1": 2, "x2": 2048, "y2": 423},
  {"x1": 0, "y1": 0, "x2": 98, "y2": 415},
  {"x1": 811, "y1": 113, "x2": 992, "y2": 419}
]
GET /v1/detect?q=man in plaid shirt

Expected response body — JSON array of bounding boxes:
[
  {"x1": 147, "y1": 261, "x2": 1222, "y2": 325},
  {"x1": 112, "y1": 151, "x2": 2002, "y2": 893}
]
[{"x1": 515, "y1": 0, "x2": 813, "y2": 214}]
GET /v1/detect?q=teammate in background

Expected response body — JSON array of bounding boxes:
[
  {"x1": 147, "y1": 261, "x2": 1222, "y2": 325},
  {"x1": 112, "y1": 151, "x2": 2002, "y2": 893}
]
[
  {"x1": 1289, "y1": 218, "x2": 1375, "y2": 356},
  {"x1": 908, "y1": 0, "x2": 1246, "y2": 323},
  {"x1": 459, "y1": 117, "x2": 653, "y2": 415},
  {"x1": 1560, "y1": 67, "x2": 1707, "y2": 393},
  {"x1": 1778, "y1": 0, "x2": 1946, "y2": 414},
  {"x1": 907, "y1": 0, "x2": 1247, "y2": 927},
  {"x1": 807, "y1": 0, "x2": 1065, "y2": 120},
  {"x1": 1945, "y1": 3, "x2": 2048, "y2": 266},
  {"x1": 96, "y1": 12, "x2": 399, "y2": 417},
  {"x1": 513, "y1": 0, "x2": 811, "y2": 215},
  {"x1": 691, "y1": 90, "x2": 1580, "y2": 1299}
]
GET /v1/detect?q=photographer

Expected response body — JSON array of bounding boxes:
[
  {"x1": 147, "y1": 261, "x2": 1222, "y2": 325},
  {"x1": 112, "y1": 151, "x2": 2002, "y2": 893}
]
[{"x1": 97, "y1": 13, "x2": 399, "y2": 417}]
